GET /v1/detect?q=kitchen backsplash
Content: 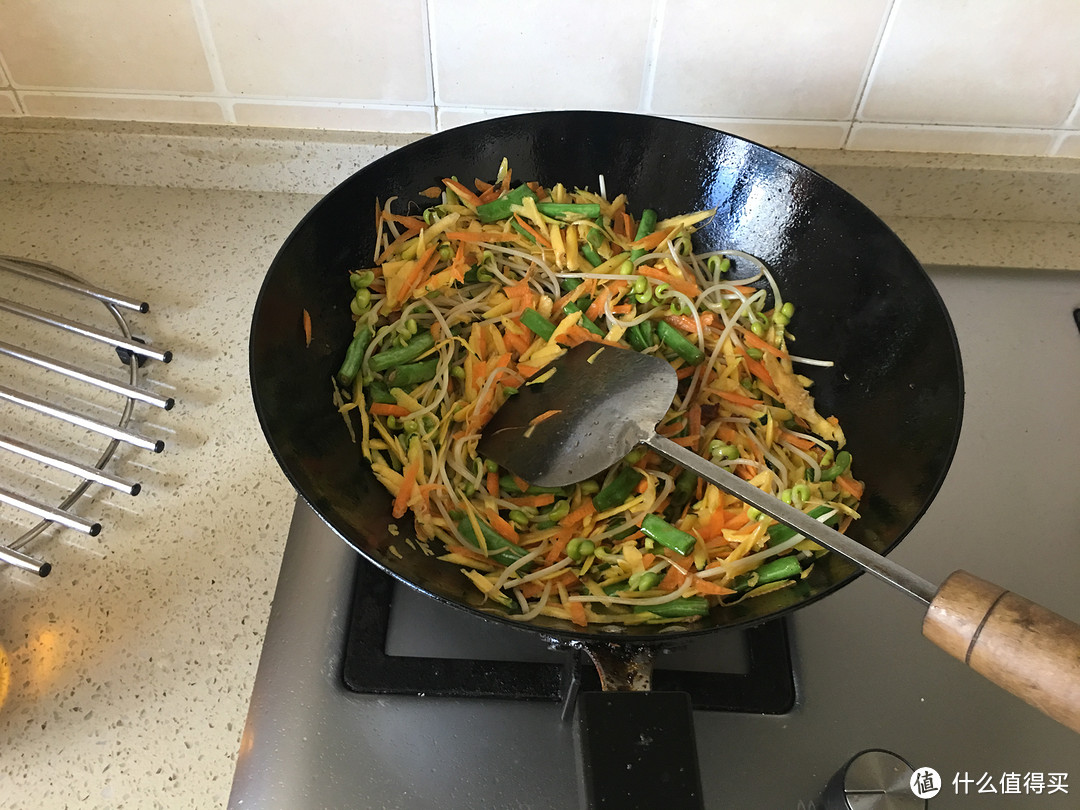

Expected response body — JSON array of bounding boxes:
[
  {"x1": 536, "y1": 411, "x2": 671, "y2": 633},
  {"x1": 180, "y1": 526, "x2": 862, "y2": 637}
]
[{"x1": 0, "y1": 0, "x2": 1078, "y2": 157}]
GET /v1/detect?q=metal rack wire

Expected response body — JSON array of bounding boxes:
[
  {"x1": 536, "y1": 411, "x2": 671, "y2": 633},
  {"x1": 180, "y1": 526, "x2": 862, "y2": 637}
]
[{"x1": 0, "y1": 256, "x2": 172, "y2": 576}]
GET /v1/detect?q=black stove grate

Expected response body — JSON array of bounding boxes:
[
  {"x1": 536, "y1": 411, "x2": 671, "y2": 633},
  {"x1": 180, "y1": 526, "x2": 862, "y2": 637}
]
[{"x1": 342, "y1": 559, "x2": 796, "y2": 714}]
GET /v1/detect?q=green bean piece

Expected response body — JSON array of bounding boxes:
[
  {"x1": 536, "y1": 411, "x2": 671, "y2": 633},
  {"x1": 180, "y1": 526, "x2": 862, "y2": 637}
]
[
  {"x1": 755, "y1": 555, "x2": 803, "y2": 585},
  {"x1": 640, "y1": 514, "x2": 697, "y2": 556},
  {"x1": 562, "y1": 301, "x2": 606, "y2": 336},
  {"x1": 626, "y1": 323, "x2": 650, "y2": 352},
  {"x1": 387, "y1": 357, "x2": 439, "y2": 388},
  {"x1": 593, "y1": 466, "x2": 644, "y2": 512},
  {"x1": 475, "y1": 184, "x2": 538, "y2": 223},
  {"x1": 365, "y1": 378, "x2": 397, "y2": 404},
  {"x1": 632, "y1": 596, "x2": 710, "y2": 618},
  {"x1": 638, "y1": 320, "x2": 655, "y2": 346},
  {"x1": 521, "y1": 307, "x2": 556, "y2": 341},
  {"x1": 510, "y1": 219, "x2": 536, "y2": 244},
  {"x1": 818, "y1": 450, "x2": 852, "y2": 482},
  {"x1": 765, "y1": 504, "x2": 839, "y2": 547},
  {"x1": 668, "y1": 468, "x2": 697, "y2": 515},
  {"x1": 580, "y1": 243, "x2": 605, "y2": 267},
  {"x1": 586, "y1": 221, "x2": 605, "y2": 250},
  {"x1": 535, "y1": 202, "x2": 602, "y2": 220},
  {"x1": 369, "y1": 332, "x2": 436, "y2": 372},
  {"x1": 456, "y1": 517, "x2": 530, "y2": 568},
  {"x1": 629, "y1": 208, "x2": 658, "y2": 262},
  {"x1": 656, "y1": 320, "x2": 705, "y2": 365},
  {"x1": 336, "y1": 327, "x2": 373, "y2": 386}
]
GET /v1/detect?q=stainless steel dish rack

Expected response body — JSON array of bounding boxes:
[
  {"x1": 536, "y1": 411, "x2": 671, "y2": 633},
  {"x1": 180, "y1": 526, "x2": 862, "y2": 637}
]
[{"x1": 0, "y1": 256, "x2": 172, "y2": 576}]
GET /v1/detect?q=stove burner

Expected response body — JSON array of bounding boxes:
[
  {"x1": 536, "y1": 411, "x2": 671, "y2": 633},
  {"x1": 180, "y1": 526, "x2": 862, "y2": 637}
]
[{"x1": 342, "y1": 560, "x2": 796, "y2": 714}]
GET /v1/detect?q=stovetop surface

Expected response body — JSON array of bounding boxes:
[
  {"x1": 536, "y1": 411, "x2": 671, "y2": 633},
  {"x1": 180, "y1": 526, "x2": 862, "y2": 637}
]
[{"x1": 230, "y1": 266, "x2": 1080, "y2": 809}]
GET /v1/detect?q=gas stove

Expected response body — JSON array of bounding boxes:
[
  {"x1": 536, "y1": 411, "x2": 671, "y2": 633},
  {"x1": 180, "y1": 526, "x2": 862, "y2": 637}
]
[{"x1": 230, "y1": 266, "x2": 1080, "y2": 809}]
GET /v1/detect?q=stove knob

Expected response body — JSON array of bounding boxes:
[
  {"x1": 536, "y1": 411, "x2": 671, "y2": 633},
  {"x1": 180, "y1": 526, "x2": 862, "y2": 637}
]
[{"x1": 823, "y1": 749, "x2": 928, "y2": 809}]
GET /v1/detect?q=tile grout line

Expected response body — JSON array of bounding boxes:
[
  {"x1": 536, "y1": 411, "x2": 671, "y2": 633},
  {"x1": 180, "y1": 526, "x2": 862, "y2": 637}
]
[
  {"x1": 1050, "y1": 88, "x2": 1080, "y2": 156},
  {"x1": 0, "y1": 50, "x2": 27, "y2": 115},
  {"x1": 188, "y1": 0, "x2": 236, "y2": 124},
  {"x1": 845, "y1": 0, "x2": 902, "y2": 149},
  {"x1": 425, "y1": 0, "x2": 441, "y2": 130},
  {"x1": 638, "y1": 0, "x2": 666, "y2": 113}
]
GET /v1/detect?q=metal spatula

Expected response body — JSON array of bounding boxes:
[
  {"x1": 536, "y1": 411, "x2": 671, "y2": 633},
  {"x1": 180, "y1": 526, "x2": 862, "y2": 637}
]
[{"x1": 478, "y1": 343, "x2": 1080, "y2": 732}]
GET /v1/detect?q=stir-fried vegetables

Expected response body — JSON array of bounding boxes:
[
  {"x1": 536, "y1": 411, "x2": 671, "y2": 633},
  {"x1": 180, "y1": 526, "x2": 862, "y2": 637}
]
[{"x1": 335, "y1": 163, "x2": 863, "y2": 627}]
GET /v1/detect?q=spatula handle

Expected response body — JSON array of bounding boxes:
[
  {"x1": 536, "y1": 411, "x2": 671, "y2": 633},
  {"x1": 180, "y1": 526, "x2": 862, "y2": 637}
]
[{"x1": 923, "y1": 570, "x2": 1080, "y2": 733}]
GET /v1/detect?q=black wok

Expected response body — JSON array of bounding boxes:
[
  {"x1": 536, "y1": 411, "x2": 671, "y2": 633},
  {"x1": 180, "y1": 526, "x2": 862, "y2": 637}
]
[{"x1": 249, "y1": 111, "x2": 963, "y2": 806}]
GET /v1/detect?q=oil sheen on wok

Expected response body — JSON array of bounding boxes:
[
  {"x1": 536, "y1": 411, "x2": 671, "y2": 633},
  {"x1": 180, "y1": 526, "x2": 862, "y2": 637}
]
[{"x1": 333, "y1": 163, "x2": 862, "y2": 628}]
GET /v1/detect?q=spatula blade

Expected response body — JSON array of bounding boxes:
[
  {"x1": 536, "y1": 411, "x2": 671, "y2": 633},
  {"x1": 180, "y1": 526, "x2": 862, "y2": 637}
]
[{"x1": 478, "y1": 343, "x2": 678, "y2": 486}]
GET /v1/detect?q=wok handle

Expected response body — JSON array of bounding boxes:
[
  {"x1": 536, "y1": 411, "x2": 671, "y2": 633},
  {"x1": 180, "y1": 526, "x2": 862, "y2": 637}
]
[{"x1": 923, "y1": 570, "x2": 1080, "y2": 733}]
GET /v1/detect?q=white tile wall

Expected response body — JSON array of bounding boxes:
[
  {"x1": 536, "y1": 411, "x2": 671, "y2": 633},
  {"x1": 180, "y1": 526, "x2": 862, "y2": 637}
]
[
  {"x1": 430, "y1": 0, "x2": 653, "y2": 111},
  {"x1": 651, "y1": 0, "x2": 891, "y2": 121},
  {"x1": 0, "y1": 0, "x2": 1078, "y2": 157}
]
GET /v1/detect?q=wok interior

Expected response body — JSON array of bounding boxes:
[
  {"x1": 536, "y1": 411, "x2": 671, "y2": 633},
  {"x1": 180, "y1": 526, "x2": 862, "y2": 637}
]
[{"x1": 250, "y1": 112, "x2": 963, "y2": 643}]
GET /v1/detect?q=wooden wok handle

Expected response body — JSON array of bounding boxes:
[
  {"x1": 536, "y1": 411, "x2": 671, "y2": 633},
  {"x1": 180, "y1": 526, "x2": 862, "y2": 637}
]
[{"x1": 923, "y1": 570, "x2": 1080, "y2": 733}]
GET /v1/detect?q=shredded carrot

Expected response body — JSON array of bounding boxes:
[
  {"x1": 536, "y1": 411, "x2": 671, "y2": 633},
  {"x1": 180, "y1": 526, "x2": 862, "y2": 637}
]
[
  {"x1": 715, "y1": 389, "x2": 764, "y2": 409},
  {"x1": 528, "y1": 409, "x2": 562, "y2": 426},
  {"x1": 486, "y1": 469, "x2": 499, "y2": 497},
  {"x1": 637, "y1": 265, "x2": 701, "y2": 298},
  {"x1": 560, "y1": 500, "x2": 596, "y2": 528},
  {"x1": 513, "y1": 214, "x2": 552, "y2": 248},
  {"x1": 779, "y1": 430, "x2": 816, "y2": 452},
  {"x1": 741, "y1": 329, "x2": 790, "y2": 359},
  {"x1": 485, "y1": 509, "x2": 520, "y2": 543},
  {"x1": 384, "y1": 213, "x2": 426, "y2": 230},
  {"x1": 585, "y1": 286, "x2": 614, "y2": 322},
  {"x1": 691, "y1": 576, "x2": 734, "y2": 596},
  {"x1": 629, "y1": 226, "x2": 677, "y2": 251},
  {"x1": 735, "y1": 343, "x2": 776, "y2": 389},
  {"x1": 369, "y1": 402, "x2": 410, "y2": 418},
  {"x1": 502, "y1": 324, "x2": 531, "y2": 355},
  {"x1": 699, "y1": 508, "x2": 727, "y2": 540},
  {"x1": 419, "y1": 185, "x2": 442, "y2": 199},
  {"x1": 508, "y1": 493, "x2": 556, "y2": 508},
  {"x1": 446, "y1": 230, "x2": 522, "y2": 243},
  {"x1": 545, "y1": 528, "x2": 574, "y2": 563},
  {"x1": 659, "y1": 564, "x2": 687, "y2": 591},
  {"x1": 393, "y1": 456, "x2": 420, "y2": 519},
  {"x1": 503, "y1": 279, "x2": 534, "y2": 300},
  {"x1": 302, "y1": 309, "x2": 312, "y2": 347},
  {"x1": 393, "y1": 244, "x2": 438, "y2": 306},
  {"x1": 837, "y1": 475, "x2": 865, "y2": 499},
  {"x1": 567, "y1": 599, "x2": 588, "y2": 627}
]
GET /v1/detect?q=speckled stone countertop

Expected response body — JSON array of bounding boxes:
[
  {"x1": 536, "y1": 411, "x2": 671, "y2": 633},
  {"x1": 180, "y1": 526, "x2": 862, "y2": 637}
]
[{"x1": 0, "y1": 119, "x2": 1077, "y2": 810}]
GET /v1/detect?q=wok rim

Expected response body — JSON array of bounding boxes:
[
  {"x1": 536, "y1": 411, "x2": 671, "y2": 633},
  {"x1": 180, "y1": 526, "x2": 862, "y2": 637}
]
[{"x1": 249, "y1": 110, "x2": 965, "y2": 647}]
